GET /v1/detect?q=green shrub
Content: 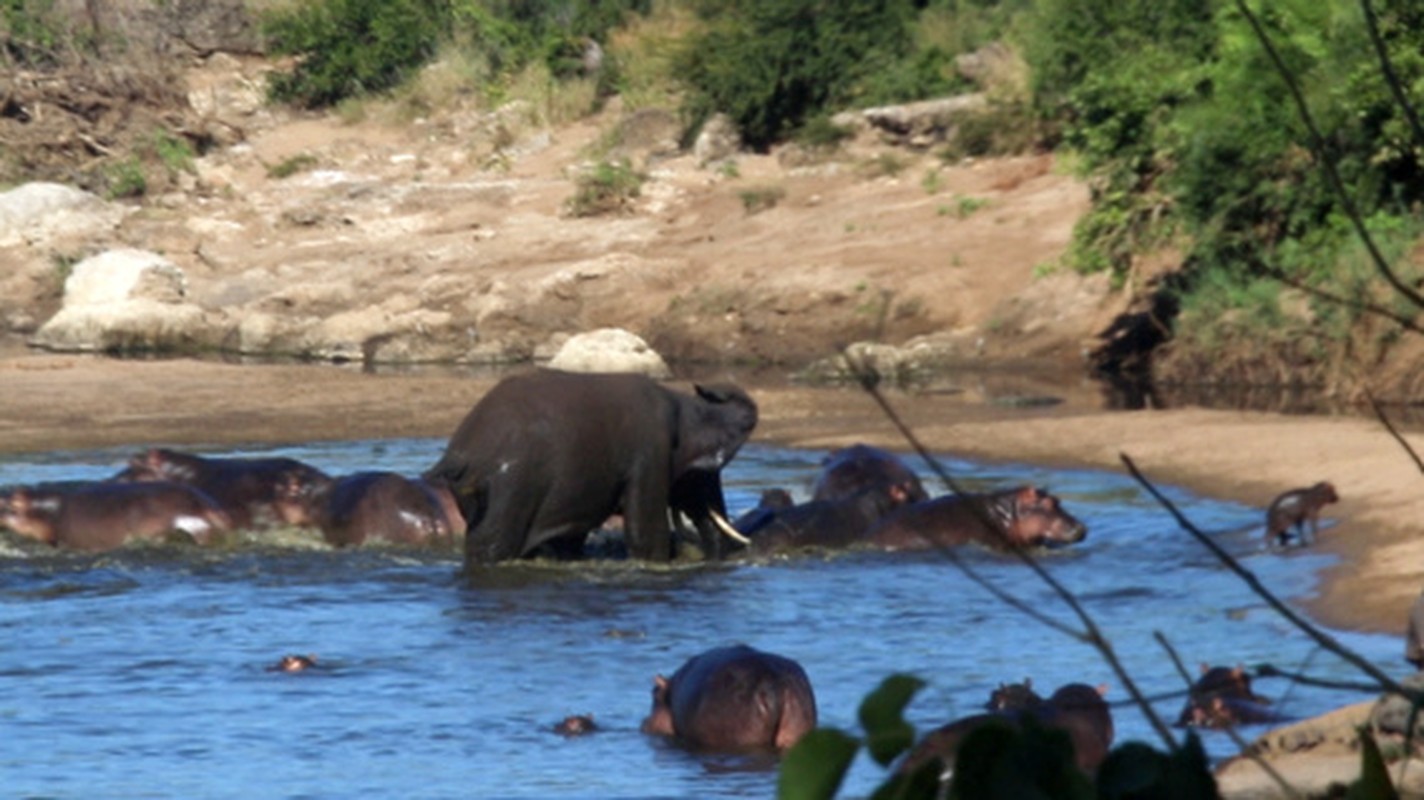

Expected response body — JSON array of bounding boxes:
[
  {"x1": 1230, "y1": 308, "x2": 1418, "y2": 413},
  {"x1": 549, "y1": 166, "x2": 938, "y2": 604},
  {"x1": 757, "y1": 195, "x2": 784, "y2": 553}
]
[
  {"x1": 565, "y1": 159, "x2": 644, "y2": 217},
  {"x1": 104, "y1": 158, "x2": 147, "y2": 199},
  {"x1": 267, "y1": 153, "x2": 321, "y2": 180},
  {"x1": 674, "y1": 0, "x2": 921, "y2": 151},
  {"x1": 738, "y1": 185, "x2": 785, "y2": 215},
  {"x1": 262, "y1": 0, "x2": 449, "y2": 108}
]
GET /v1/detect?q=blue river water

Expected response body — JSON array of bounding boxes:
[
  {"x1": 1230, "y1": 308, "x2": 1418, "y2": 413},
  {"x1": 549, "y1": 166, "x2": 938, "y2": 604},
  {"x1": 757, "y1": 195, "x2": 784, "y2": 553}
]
[{"x1": 0, "y1": 438, "x2": 1403, "y2": 798}]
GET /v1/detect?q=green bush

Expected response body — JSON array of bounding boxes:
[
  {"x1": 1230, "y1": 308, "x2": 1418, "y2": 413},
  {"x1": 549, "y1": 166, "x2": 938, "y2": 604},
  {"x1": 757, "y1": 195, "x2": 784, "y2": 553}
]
[
  {"x1": 565, "y1": 159, "x2": 644, "y2": 217},
  {"x1": 674, "y1": 0, "x2": 922, "y2": 151},
  {"x1": 263, "y1": 0, "x2": 448, "y2": 108}
]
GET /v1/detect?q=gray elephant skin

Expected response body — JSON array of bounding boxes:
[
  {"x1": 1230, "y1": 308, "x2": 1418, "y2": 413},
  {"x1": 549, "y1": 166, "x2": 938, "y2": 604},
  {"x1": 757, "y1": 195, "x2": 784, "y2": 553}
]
[{"x1": 425, "y1": 369, "x2": 758, "y2": 565}]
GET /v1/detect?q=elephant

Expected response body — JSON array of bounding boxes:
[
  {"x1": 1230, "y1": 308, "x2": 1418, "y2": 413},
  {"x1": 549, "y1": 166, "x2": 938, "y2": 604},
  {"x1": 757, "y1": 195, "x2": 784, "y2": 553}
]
[{"x1": 424, "y1": 369, "x2": 758, "y2": 565}]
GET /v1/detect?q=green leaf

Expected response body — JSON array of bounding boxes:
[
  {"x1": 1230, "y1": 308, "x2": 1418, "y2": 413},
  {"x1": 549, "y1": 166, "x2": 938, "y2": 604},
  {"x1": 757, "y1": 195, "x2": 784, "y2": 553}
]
[
  {"x1": 777, "y1": 728, "x2": 860, "y2": 800},
  {"x1": 858, "y1": 674, "x2": 926, "y2": 767}
]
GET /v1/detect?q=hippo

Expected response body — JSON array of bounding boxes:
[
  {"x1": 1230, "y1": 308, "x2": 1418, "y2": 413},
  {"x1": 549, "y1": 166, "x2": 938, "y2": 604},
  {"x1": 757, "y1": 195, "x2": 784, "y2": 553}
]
[
  {"x1": 812, "y1": 444, "x2": 929, "y2": 505},
  {"x1": 554, "y1": 714, "x2": 599, "y2": 736},
  {"x1": 640, "y1": 644, "x2": 817, "y2": 753},
  {"x1": 115, "y1": 447, "x2": 331, "y2": 531},
  {"x1": 268, "y1": 654, "x2": 319, "y2": 673},
  {"x1": 1175, "y1": 664, "x2": 1280, "y2": 729},
  {"x1": 901, "y1": 682, "x2": 1114, "y2": 780},
  {"x1": 730, "y1": 488, "x2": 795, "y2": 533},
  {"x1": 0, "y1": 482, "x2": 230, "y2": 551},
  {"x1": 273, "y1": 471, "x2": 457, "y2": 548},
  {"x1": 1265, "y1": 481, "x2": 1338, "y2": 547},
  {"x1": 984, "y1": 679, "x2": 1044, "y2": 712},
  {"x1": 864, "y1": 486, "x2": 1087, "y2": 551},
  {"x1": 738, "y1": 486, "x2": 915, "y2": 553}
]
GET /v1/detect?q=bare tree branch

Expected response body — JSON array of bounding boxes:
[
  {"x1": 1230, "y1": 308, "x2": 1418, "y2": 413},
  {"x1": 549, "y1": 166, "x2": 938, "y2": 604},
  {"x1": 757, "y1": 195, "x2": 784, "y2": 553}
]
[
  {"x1": 848, "y1": 359, "x2": 1181, "y2": 752},
  {"x1": 1365, "y1": 390, "x2": 1424, "y2": 476},
  {"x1": 1121, "y1": 452, "x2": 1408, "y2": 697}
]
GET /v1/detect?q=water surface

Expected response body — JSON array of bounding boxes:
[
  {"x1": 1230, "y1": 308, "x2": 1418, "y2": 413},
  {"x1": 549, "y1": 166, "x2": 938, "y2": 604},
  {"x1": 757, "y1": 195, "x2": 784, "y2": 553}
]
[{"x1": 0, "y1": 439, "x2": 1402, "y2": 798}]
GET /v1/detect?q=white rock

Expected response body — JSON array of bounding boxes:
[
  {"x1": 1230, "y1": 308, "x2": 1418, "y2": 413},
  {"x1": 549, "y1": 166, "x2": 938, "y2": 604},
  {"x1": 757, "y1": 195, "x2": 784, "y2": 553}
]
[{"x1": 546, "y1": 328, "x2": 670, "y2": 378}]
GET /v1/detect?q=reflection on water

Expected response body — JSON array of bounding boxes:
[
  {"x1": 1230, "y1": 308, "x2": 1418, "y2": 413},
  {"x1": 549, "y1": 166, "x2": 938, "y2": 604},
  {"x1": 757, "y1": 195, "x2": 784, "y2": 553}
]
[{"x1": 0, "y1": 439, "x2": 1407, "y2": 798}]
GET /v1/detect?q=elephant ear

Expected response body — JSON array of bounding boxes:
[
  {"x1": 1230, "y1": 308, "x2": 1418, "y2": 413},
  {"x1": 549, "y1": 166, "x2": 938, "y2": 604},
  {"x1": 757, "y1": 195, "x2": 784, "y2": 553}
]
[{"x1": 694, "y1": 383, "x2": 738, "y2": 404}]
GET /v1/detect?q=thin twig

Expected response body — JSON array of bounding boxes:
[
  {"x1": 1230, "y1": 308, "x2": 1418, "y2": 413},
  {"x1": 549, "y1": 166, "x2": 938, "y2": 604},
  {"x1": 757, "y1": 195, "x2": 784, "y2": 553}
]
[
  {"x1": 1251, "y1": 260, "x2": 1424, "y2": 336},
  {"x1": 1255, "y1": 663, "x2": 1390, "y2": 695},
  {"x1": 850, "y1": 362, "x2": 1180, "y2": 752},
  {"x1": 1233, "y1": 0, "x2": 1424, "y2": 313},
  {"x1": 1156, "y1": 632, "x2": 1303, "y2": 800},
  {"x1": 1121, "y1": 453, "x2": 1407, "y2": 697},
  {"x1": 1365, "y1": 390, "x2": 1424, "y2": 476},
  {"x1": 1360, "y1": 0, "x2": 1424, "y2": 153}
]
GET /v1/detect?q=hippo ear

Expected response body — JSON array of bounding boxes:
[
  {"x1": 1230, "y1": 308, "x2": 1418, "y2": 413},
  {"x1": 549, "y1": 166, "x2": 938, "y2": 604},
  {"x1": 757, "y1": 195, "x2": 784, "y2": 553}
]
[
  {"x1": 1199, "y1": 662, "x2": 1210, "y2": 676},
  {"x1": 654, "y1": 675, "x2": 669, "y2": 690},
  {"x1": 1094, "y1": 683, "x2": 1109, "y2": 698}
]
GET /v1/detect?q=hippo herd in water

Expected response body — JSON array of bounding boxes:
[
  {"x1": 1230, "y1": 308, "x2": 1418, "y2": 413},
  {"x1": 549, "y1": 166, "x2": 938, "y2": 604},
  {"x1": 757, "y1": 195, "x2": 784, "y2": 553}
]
[{"x1": 0, "y1": 368, "x2": 1346, "y2": 782}]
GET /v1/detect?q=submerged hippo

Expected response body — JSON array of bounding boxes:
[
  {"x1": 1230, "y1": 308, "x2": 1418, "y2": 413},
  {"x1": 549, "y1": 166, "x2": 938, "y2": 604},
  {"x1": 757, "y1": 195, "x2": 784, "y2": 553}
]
[
  {"x1": 0, "y1": 482, "x2": 230, "y2": 551},
  {"x1": 115, "y1": 447, "x2": 331, "y2": 531},
  {"x1": 641, "y1": 644, "x2": 817, "y2": 753},
  {"x1": 812, "y1": 444, "x2": 929, "y2": 505},
  {"x1": 902, "y1": 682, "x2": 1114, "y2": 779}
]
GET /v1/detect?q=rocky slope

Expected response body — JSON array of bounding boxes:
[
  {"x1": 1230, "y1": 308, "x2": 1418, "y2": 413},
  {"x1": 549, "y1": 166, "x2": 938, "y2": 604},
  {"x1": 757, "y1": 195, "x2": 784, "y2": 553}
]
[{"x1": 0, "y1": 53, "x2": 1113, "y2": 380}]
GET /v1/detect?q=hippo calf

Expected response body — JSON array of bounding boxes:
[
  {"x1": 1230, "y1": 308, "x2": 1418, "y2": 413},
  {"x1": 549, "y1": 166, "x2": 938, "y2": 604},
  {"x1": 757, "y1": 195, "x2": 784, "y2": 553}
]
[
  {"x1": 866, "y1": 486, "x2": 1087, "y2": 551},
  {"x1": 0, "y1": 482, "x2": 230, "y2": 551},
  {"x1": 641, "y1": 644, "x2": 817, "y2": 753},
  {"x1": 1265, "y1": 481, "x2": 1338, "y2": 547}
]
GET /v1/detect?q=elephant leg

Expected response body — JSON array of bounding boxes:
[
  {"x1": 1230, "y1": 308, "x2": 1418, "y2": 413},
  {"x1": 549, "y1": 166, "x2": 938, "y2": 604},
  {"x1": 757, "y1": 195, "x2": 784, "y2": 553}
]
[
  {"x1": 624, "y1": 472, "x2": 673, "y2": 562},
  {"x1": 466, "y1": 477, "x2": 540, "y2": 563}
]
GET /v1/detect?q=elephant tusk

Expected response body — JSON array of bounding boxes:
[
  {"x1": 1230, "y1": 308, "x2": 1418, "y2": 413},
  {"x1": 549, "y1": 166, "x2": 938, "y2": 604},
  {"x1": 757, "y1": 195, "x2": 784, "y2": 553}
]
[{"x1": 709, "y1": 508, "x2": 751, "y2": 545}]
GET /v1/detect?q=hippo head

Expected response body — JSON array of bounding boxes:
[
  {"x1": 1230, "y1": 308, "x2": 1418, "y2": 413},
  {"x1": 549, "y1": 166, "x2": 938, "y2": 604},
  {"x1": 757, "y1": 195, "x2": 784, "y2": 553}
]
[
  {"x1": 1008, "y1": 487, "x2": 1087, "y2": 548},
  {"x1": 639, "y1": 675, "x2": 676, "y2": 737}
]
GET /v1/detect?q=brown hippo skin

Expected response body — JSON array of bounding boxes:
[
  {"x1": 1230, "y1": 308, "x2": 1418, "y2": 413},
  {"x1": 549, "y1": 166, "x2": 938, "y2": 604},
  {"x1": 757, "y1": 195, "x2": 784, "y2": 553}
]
[
  {"x1": 1265, "y1": 481, "x2": 1338, "y2": 547},
  {"x1": 1175, "y1": 664, "x2": 1281, "y2": 728},
  {"x1": 426, "y1": 370, "x2": 757, "y2": 565},
  {"x1": 739, "y1": 486, "x2": 915, "y2": 553},
  {"x1": 812, "y1": 444, "x2": 929, "y2": 505},
  {"x1": 274, "y1": 471, "x2": 456, "y2": 548},
  {"x1": 640, "y1": 645, "x2": 817, "y2": 753},
  {"x1": 865, "y1": 486, "x2": 1087, "y2": 551},
  {"x1": 901, "y1": 682, "x2": 1114, "y2": 779},
  {"x1": 0, "y1": 482, "x2": 231, "y2": 551},
  {"x1": 115, "y1": 448, "x2": 331, "y2": 531}
]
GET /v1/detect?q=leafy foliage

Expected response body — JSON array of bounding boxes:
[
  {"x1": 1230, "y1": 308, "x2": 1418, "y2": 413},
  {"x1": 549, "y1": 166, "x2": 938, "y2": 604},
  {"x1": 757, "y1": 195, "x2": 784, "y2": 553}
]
[
  {"x1": 673, "y1": 0, "x2": 952, "y2": 150},
  {"x1": 262, "y1": 0, "x2": 448, "y2": 108}
]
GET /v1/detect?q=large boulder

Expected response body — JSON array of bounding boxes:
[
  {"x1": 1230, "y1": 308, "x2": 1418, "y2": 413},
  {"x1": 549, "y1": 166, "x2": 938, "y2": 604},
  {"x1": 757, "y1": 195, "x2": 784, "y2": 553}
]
[
  {"x1": 30, "y1": 249, "x2": 218, "y2": 353},
  {"x1": 545, "y1": 328, "x2": 671, "y2": 378},
  {"x1": 0, "y1": 183, "x2": 128, "y2": 248}
]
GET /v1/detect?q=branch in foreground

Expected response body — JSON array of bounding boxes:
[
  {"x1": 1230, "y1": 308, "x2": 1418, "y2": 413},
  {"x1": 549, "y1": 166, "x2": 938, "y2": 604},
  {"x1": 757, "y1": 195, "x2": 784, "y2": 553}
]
[
  {"x1": 1120, "y1": 453, "x2": 1407, "y2": 698},
  {"x1": 848, "y1": 360, "x2": 1180, "y2": 752}
]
